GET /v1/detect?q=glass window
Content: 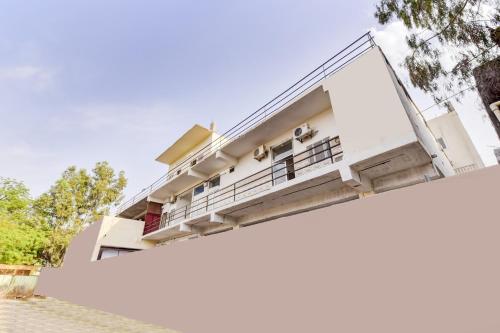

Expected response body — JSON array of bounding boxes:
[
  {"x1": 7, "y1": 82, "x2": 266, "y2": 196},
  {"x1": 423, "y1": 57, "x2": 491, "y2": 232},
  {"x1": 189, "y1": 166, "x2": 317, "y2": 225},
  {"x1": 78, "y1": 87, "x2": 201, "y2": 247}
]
[
  {"x1": 193, "y1": 184, "x2": 205, "y2": 196},
  {"x1": 98, "y1": 247, "x2": 138, "y2": 260},
  {"x1": 209, "y1": 176, "x2": 220, "y2": 188},
  {"x1": 307, "y1": 137, "x2": 331, "y2": 164},
  {"x1": 100, "y1": 248, "x2": 119, "y2": 259},
  {"x1": 437, "y1": 137, "x2": 447, "y2": 149},
  {"x1": 272, "y1": 140, "x2": 293, "y2": 161}
]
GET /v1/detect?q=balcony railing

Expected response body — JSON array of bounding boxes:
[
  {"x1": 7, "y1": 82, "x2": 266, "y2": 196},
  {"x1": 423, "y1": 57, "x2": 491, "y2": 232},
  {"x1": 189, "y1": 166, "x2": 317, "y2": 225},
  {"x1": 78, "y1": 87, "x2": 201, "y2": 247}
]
[
  {"x1": 118, "y1": 32, "x2": 375, "y2": 215},
  {"x1": 144, "y1": 136, "x2": 343, "y2": 235}
]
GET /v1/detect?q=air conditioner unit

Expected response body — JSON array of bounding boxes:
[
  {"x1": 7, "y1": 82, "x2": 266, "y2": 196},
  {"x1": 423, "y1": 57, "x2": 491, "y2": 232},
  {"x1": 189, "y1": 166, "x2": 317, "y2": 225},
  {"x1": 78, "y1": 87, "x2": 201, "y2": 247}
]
[
  {"x1": 253, "y1": 145, "x2": 268, "y2": 161},
  {"x1": 294, "y1": 123, "x2": 314, "y2": 142}
]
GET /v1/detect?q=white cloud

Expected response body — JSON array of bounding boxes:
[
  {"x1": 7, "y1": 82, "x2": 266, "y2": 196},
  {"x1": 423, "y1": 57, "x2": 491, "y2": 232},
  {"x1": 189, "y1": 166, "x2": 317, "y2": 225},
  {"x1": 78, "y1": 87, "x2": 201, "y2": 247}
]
[
  {"x1": 0, "y1": 65, "x2": 56, "y2": 91},
  {"x1": 371, "y1": 21, "x2": 411, "y2": 69}
]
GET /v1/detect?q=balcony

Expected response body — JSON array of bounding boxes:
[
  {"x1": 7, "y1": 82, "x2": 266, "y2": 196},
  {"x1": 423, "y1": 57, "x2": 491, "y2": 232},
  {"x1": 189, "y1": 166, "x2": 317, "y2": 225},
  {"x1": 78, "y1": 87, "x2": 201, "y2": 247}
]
[
  {"x1": 117, "y1": 32, "x2": 375, "y2": 218},
  {"x1": 143, "y1": 137, "x2": 344, "y2": 240}
]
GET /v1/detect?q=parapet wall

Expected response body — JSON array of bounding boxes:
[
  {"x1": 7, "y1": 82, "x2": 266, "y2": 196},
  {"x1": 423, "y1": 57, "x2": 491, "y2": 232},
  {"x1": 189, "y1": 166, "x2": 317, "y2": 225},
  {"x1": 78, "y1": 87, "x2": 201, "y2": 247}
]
[{"x1": 36, "y1": 166, "x2": 500, "y2": 333}]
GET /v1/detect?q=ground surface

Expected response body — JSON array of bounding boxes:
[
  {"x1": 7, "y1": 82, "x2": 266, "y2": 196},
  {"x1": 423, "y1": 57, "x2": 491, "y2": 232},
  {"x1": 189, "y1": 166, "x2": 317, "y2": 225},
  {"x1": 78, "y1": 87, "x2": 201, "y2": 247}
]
[{"x1": 0, "y1": 297, "x2": 177, "y2": 333}]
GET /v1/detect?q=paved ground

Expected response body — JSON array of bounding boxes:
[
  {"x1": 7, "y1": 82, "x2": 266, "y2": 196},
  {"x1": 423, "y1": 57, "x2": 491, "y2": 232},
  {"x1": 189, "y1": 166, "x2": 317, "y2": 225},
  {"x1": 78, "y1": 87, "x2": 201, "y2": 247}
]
[{"x1": 0, "y1": 297, "x2": 177, "y2": 333}]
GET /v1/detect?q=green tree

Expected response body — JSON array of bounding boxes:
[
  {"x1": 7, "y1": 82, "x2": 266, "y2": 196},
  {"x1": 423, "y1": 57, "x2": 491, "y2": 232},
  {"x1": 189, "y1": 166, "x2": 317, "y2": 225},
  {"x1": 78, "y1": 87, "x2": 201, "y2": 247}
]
[
  {"x1": 33, "y1": 162, "x2": 127, "y2": 266},
  {"x1": 0, "y1": 178, "x2": 47, "y2": 265},
  {"x1": 0, "y1": 178, "x2": 31, "y2": 222},
  {"x1": 374, "y1": 0, "x2": 500, "y2": 135}
]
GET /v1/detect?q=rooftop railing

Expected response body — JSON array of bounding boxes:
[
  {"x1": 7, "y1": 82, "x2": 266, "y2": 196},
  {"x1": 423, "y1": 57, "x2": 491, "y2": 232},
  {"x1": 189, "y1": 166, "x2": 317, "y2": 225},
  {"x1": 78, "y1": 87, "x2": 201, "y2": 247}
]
[{"x1": 118, "y1": 32, "x2": 375, "y2": 215}]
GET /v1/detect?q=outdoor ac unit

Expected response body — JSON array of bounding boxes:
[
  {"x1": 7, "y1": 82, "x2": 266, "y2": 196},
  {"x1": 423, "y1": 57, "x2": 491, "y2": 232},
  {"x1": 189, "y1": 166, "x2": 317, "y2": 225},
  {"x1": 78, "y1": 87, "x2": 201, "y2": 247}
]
[
  {"x1": 253, "y1": 145, "x2": 268, "y2": 161},
  {"x1": 294, "y1": 123, "x2": 314, "y2": 142}
]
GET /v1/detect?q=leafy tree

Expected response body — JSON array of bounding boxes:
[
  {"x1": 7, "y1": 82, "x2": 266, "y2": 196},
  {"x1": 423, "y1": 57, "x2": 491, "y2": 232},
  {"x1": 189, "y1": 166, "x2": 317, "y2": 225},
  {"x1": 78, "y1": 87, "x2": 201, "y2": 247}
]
[
  {"x1": 0, "y1": 178, "x2": 47, "y2": 265},
  {"x1": 0, "y1": 219, "x2": 47, "y2": 265},
  {"x1": 0, "y1": 178, "x2": 31, "y2": 222},
  {"x1": 374, "y1": 0, "x2": 500, "y2": 135},
  {"x1": 33, "y1": 162, "x2": 127, "y2": 266}
]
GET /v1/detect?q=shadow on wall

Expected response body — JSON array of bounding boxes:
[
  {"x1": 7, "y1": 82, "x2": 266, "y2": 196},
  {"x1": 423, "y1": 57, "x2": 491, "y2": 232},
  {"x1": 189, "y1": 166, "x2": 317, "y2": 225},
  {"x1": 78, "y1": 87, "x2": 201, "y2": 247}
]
[{"x1": 36, "y1": 166, "x2": 500, "y2": 333}]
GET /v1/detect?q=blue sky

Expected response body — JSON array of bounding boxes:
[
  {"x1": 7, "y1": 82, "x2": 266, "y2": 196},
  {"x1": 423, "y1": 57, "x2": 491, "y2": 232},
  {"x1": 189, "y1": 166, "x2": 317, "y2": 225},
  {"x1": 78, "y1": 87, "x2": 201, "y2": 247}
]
[{"x1": 0, "y1": 0, "x2": 498, "y2": 199}]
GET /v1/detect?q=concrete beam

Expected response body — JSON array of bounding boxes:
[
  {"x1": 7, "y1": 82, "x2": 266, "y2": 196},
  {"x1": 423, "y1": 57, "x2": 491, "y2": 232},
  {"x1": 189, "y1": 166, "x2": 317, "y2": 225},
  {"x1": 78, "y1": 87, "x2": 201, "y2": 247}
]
[
  {"x1": 339, "y1": 165, "x2": 372, "y2": 192},
  {"x1": 187, "y1": 169, "x2": 208, "y2": 179},
  {"x1": 215, "y1": 150, "x2": 237, "y2": 165},
  {"x1": 179, "y1": 223, "x2": 192, "y2": 233},
  {"x1": 210, "y1": 213, "x2": 237, "y2": 226},
  {"x1": 147, "y1": 196, "x2": 164, "y2": 204}
]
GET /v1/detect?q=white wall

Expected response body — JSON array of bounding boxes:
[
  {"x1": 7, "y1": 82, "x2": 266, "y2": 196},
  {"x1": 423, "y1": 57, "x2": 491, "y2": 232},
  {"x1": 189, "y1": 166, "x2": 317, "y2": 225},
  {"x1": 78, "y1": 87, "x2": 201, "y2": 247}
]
[
  {"x1": 322, "y1": 47, "x2": 418, "y2": 167},
  {"x1": 90, "y1": 217, "x2": 156, "y2": 261},
  {"x1": 428, "y1": 111, "x2": 484, "y2": 171},
  {"x1": 382, "y1": 54, "x2": 455, "y2": 176},
  {"x1": 220, "y1": 108, "x2": 338, "y2": 188}
]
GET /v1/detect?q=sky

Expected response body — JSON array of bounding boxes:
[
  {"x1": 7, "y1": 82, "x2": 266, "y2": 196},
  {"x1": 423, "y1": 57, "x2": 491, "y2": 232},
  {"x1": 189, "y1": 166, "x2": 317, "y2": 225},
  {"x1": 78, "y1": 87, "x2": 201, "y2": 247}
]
[{"x1": 0, "y1": 0, "x2": 499, "y2": 200}]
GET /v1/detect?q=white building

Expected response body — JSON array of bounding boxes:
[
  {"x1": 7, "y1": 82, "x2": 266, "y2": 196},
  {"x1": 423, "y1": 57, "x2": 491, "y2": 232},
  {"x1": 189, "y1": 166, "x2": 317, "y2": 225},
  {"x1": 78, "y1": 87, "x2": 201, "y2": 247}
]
[{"x1": 82, "y1": 33, "x2": 465, "y2": 260}]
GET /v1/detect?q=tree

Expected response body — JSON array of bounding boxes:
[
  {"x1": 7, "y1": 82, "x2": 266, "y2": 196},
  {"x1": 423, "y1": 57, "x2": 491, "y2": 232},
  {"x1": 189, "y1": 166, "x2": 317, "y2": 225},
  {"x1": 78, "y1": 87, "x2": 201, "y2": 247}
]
[
  {"x1": 0, "y1": 178, "x2": 47, "y2": 265},
  {"x1": 374, "y1": 0, "x2": 500, "y2": 136},
  {"x1": 0, "y1": 178, "x2": 31, "y2": 222},
  {"x1": 33, "y1": 161, "x2": 127, "y2": 266}
]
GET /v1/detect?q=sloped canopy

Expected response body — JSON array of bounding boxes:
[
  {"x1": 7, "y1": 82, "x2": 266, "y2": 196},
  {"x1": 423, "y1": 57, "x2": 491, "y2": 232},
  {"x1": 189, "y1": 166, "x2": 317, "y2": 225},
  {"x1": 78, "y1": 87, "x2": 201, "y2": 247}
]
[{"x1": 155, "y1": 124, "x2": 213, "y2": 165}]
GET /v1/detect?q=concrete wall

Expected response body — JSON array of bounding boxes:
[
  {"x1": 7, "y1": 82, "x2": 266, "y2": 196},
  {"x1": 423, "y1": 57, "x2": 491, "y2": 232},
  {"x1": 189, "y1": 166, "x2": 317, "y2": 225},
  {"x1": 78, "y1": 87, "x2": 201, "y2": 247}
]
[
  {"x1": 37, "y1": 166, "x2": 500, "y2": 333},
  {"x1": 323, "y1": 48, "x2": 418, "y2": 166},
  {"x1": 63, "y1": 217, "x2": 155, "y2": 264},
  {"x1": 428, "y1": 111, "x2": 484, "y2": 171},
  {"x1": 383, "y1": 55, "x2": 455, "y2": 176},
  {"x1": 221, "y1": 108, "x2": 338, "y2": 188}
]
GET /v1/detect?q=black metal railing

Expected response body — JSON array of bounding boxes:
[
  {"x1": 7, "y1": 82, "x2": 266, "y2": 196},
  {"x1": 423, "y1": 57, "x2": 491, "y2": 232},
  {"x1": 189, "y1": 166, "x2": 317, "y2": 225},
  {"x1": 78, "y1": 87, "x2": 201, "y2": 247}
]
[
  {"x1": 118, "y1": 32, "x2": 375, "y2": 215},
  {"x1": 145, "y1": 137, "x2": 342, "y2": 234}
]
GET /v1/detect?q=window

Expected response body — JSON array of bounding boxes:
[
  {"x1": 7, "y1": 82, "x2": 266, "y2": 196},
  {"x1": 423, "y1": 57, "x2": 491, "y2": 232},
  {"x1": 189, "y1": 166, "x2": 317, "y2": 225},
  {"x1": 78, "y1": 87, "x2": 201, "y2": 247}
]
[
  {"x1": 307, "y1": 137, "x2": 331, "y2": 164},
  {"x1": 97, "y1": 247, "x2": 138, "y2": 260},
  {"x1": 272, "y1": 140, "x2": 295, "y2": 185},
  {"x1": 209, "y1": 176, "x2": 220, "y2": 188},
  {"x1": 193, "y1": 183, "x2": 205, "y2": 196},
  {"x1": 437, "y1": 137, "x2": 447, "y2": 149},
  {"x1": 272, "y1": 140, "x2": 293, "y2": 161}
]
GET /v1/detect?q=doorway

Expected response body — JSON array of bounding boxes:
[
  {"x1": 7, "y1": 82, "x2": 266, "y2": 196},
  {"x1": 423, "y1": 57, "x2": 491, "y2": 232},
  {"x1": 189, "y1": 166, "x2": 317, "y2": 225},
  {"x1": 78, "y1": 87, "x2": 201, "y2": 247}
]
[{"x1": 272, "y1": 139, "x2": 295, "y2": 186}]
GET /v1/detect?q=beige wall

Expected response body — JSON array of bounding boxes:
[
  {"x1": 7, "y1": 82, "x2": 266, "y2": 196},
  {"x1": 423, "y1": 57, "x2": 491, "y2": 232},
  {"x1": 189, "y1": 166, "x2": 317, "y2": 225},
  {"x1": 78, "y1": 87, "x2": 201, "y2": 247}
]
[
  {"x1": 63, "y1": 217, "x2": 155, "y2": 264},
  {"x1": 91, "y1": 217, "x2": 155, "y2": 261},
  {"x1": 220, "y1": 108, "x2": 338, "y2": 188},
  {"x1": 383, "y1": 55, "x2": 455, "y2": 176},
  {"x1": 323, "y1": 48, "x2": 418, "y2": 166},
  {"x1": 428, "y1": 111, "x2": 484, "y2": 171},
  {"x1": 37, "y1": 166, "x2": 500, "y2": 333}
]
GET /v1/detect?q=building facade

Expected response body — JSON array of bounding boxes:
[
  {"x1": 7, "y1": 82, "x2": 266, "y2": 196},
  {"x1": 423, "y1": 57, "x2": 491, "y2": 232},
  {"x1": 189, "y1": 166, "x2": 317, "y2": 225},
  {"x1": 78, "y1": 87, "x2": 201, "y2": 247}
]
[
  {"x1": 427, "y1": 110, "x2": 484, "y2": 174},
  {"x1": 75, "y1": 34, "x2": 460, "y2": 260}
]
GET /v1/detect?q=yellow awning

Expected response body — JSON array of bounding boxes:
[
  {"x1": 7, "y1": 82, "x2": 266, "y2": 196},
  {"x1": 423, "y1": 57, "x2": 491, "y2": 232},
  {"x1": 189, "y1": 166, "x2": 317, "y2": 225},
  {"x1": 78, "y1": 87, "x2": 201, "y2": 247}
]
[{"x1": 155, "y1": 124, "x2": 213, "y2": 165}]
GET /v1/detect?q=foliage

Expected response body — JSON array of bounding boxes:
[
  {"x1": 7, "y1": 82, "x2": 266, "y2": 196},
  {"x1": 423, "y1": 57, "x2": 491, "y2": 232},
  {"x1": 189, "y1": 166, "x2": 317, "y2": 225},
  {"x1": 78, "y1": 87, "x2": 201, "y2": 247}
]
[
  {"x1": 33, "y1": 162, "x2": 127, "y2": 266},
  {"x1": 374, "y1": 0, "x2": 500, "y2": 105},
  {"x1": 0, "y1": 218, "x2": 47, "y2": 265},
  {"x1": 0, "y1": 178, "x2": 46, "y2": 265},
  {"x1": 0, "y1": 178, "x2": 31, "y2": 223},
  {"x1": 0, "y1": 162, "x2": 127, "y2": 267}
]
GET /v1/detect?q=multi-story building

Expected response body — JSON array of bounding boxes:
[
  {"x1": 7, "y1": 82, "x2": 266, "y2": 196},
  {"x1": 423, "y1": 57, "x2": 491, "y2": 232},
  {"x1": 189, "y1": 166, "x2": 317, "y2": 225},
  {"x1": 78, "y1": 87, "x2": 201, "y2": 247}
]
[{"x1": 85, "y1": 33, "x2": 458, "y2": 260}]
